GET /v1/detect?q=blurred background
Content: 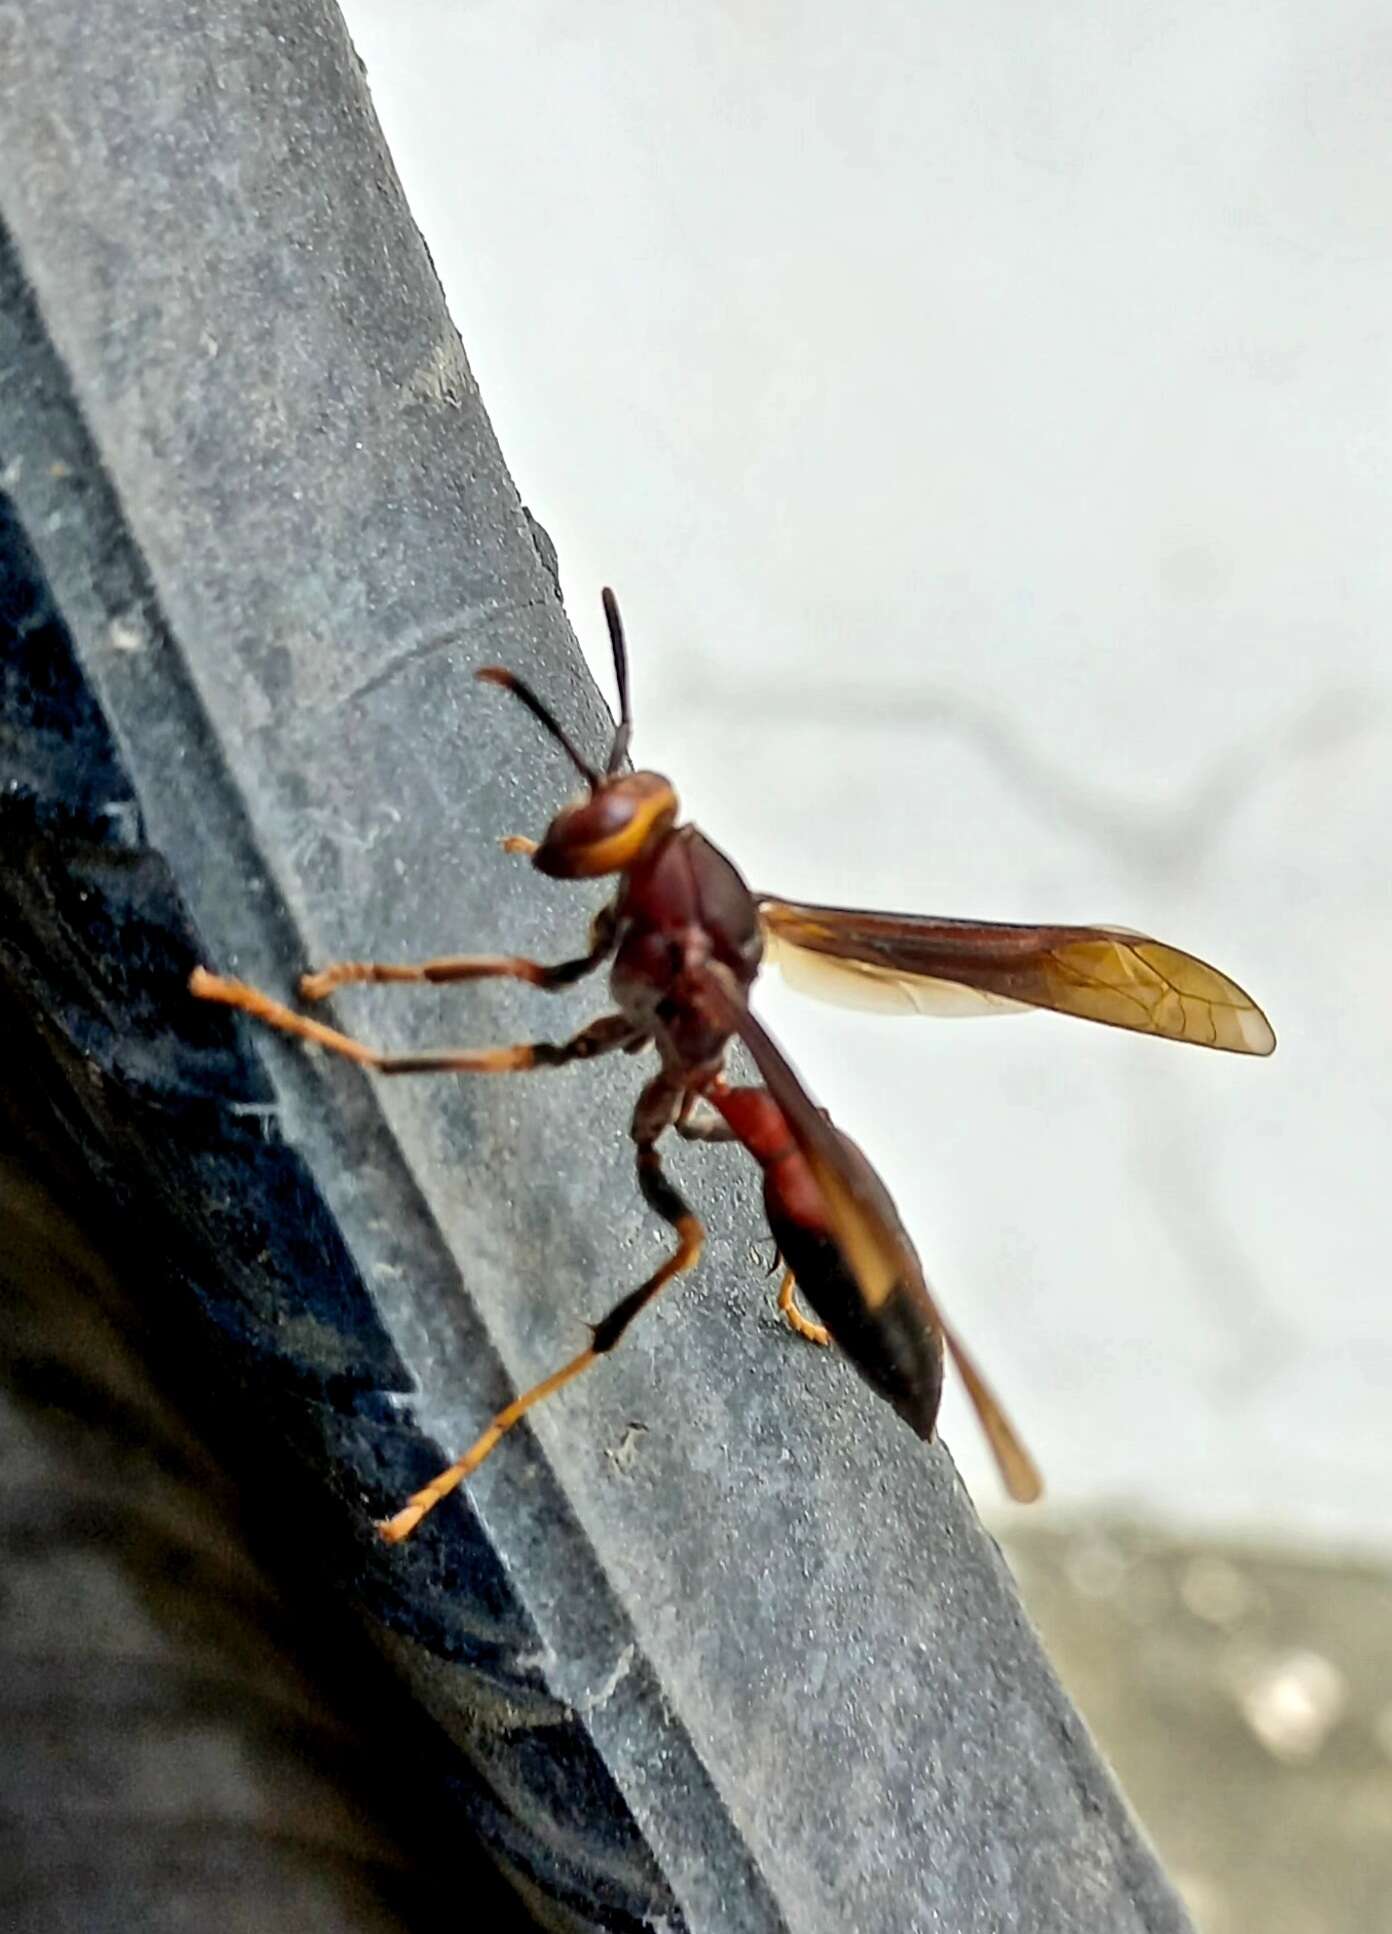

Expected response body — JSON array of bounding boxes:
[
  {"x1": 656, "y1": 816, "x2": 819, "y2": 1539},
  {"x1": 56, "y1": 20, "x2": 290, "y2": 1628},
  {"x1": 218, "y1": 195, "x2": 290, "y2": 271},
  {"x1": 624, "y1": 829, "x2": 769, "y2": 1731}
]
[{"x1": 335, "y1": 6, "x2": 1389, "y2": 1928}]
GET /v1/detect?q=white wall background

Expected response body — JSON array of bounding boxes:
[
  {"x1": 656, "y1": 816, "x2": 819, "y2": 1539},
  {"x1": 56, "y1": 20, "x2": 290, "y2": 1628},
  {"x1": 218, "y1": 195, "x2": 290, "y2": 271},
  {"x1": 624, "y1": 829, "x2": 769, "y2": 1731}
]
[{"x1": 337, "y1": 1, "x2": 1389, "y2": 1554}]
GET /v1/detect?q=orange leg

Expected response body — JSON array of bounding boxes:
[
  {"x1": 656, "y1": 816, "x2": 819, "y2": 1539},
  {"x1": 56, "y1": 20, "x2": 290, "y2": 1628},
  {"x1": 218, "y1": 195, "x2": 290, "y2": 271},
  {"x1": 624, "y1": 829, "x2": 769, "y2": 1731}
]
[
  {"x1": 377, "y1": 1147, "x2": 703, "y2": 1542},
  {"x1": 778, "y1": 1270, "x2": 830, "y2": 1347},
  {"x1": 296, "y1": 904, "x2": 613, "y2": 1001},
  {"x1": 190, "y1": 969, "x2": 638, "y2": 1074}
]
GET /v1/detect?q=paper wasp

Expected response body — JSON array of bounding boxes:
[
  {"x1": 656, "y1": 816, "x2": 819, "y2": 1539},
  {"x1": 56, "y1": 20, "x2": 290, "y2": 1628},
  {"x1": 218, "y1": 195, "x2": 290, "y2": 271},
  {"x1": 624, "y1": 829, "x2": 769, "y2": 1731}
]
[{"x1": 192, "y1": 591, "x2": 1274, "y2": 1539}]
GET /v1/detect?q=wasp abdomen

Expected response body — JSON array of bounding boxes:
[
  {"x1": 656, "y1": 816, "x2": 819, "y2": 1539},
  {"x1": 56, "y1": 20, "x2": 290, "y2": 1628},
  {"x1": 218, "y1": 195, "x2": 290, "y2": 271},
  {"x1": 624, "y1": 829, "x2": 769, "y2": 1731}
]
[
  {"x1": 767, "y1": 1214, "x2": 944, "y2": 1440},
  {"x1": 711, "y1": 1084, "x2": 946, "y2": 1441}
]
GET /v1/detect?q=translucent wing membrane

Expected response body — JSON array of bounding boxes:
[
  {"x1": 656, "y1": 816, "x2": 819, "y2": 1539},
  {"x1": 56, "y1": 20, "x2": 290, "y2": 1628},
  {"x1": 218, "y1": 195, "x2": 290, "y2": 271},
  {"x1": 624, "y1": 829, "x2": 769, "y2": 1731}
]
[
  {"x1": 759, "y1": 900, "x2": 1275, "y2": 1055},
  {"x1": 700, "y1": 966, "x2": 1042, "y2": 1503},
  {"x1": 939, "y1": 1324, "x2": 1043, "y2": 1505},
  {"x1": 761, "y1": 926, "x2": 1030, "y2": 1019}
]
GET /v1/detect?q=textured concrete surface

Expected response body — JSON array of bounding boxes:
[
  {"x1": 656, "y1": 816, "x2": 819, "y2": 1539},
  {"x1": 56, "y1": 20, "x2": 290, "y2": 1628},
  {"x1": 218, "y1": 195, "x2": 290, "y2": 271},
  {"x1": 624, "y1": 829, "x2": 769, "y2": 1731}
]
[
  {"x1": 337, "y1": 0, "x2": 1390, "y2": 1553},
  {"x1": 0, "y1": 3, "x2": 1196, "y2": 1930}
]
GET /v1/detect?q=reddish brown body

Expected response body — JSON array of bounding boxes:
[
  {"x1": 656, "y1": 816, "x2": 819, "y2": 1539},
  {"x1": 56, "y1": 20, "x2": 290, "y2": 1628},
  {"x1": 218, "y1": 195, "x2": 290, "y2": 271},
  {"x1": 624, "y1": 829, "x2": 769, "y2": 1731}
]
[
  {"x1": 598, "y1": 823, "x2": 946, "y2": 1437},
  {"x1": 609, "y1": 825, "x2": 764, "y2": 1080},
  {"x1": 191, "y1": 586, "x2": 1272, "y2": 1537},
  {"x1": 710, "y1": 1086, "x2": 944, "y2": 1438}
]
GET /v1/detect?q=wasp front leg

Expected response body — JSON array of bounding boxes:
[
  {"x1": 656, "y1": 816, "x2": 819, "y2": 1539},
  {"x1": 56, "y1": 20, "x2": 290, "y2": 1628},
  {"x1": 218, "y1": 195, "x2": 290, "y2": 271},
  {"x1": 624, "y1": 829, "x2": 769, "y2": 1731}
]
[{"x1": 297, "y1": 904, "x2": 615, "y2": 1001}]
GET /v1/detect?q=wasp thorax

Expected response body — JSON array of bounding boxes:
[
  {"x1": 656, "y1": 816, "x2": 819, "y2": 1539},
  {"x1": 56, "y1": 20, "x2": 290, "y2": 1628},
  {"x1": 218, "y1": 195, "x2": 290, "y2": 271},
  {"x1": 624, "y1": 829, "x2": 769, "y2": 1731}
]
[{"x1": 533, "y1": 771, "x2": 678, "y2": 878}]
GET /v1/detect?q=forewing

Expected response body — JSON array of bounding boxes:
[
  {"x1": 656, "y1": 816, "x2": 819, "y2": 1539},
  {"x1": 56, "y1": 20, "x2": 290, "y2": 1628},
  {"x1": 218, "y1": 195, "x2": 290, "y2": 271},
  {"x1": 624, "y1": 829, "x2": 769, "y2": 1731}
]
[
  {"x1": 700, "y1": 966, "x2": 1042, "y2": 1502},
  {"x1": 761, "y1": 924, "x2": 1030, "y2": 1019},
  {"x1": 760, "y1": 899, "x2": 1275, "y2": 1054},
  {"x1": 938, "y1": 1323, "x2": 1042, "y2": 1504}
]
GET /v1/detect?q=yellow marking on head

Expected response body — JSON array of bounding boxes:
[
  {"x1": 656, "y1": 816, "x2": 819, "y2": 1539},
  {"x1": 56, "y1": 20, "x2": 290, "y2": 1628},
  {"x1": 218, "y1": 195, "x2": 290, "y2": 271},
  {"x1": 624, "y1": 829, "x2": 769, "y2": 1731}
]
[{"x1": 565, "y1": 782, "x2": 678, "y2": 875}]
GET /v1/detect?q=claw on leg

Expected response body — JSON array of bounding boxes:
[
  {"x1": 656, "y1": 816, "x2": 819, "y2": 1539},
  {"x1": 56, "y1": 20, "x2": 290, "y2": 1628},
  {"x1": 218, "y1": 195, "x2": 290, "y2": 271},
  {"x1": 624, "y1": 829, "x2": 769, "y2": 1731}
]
[
  {"x1": 778, "y1": 1270, "x2": 830, "y2": 1347},
  {"x1": 375, "y1": 1351, "x2": 597, "y2": 1543}
]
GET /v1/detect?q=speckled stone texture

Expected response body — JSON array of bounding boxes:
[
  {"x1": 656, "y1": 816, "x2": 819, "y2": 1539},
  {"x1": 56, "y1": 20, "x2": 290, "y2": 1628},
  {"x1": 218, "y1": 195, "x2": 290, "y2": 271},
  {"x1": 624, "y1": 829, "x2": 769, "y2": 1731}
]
[{"x1": 0, "y1": 4, "x2": 1193, "y2": 1929}]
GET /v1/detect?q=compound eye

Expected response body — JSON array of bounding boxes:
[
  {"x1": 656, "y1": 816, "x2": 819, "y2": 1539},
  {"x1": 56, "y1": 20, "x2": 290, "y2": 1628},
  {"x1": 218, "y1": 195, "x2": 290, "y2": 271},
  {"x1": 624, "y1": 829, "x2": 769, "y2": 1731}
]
[{"x1": 533, "y1": 774, "x2": 677, "y2": 878}]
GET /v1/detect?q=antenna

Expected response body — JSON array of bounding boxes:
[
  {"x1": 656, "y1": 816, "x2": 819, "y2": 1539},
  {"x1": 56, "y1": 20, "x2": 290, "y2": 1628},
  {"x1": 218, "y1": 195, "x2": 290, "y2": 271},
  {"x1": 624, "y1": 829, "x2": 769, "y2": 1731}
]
[
  {"x1": 475, "y1": 668, "x2": 599, "y2": 788},
  {"x1": 601, "y1": 587, "x2": 633, "y2": 773}
]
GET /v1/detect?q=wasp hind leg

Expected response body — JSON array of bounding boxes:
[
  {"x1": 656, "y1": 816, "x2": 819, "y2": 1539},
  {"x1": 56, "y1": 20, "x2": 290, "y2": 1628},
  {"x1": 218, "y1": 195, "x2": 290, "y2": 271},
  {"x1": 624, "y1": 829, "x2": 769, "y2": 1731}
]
[
  {"x1": 376, "y1": 1145, "x2": 704, "y2": 1543},
  {"x1": 777, "y1": 1270, "x2": 831, "y2": 1348}
]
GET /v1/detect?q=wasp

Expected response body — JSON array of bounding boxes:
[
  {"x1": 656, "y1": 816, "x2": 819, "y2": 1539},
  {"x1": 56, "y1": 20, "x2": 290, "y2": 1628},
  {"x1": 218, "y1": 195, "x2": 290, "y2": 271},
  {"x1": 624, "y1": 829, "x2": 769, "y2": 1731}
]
[{"x1": 192, "y1": 591, "x2": 1274, "y2": 1539}]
